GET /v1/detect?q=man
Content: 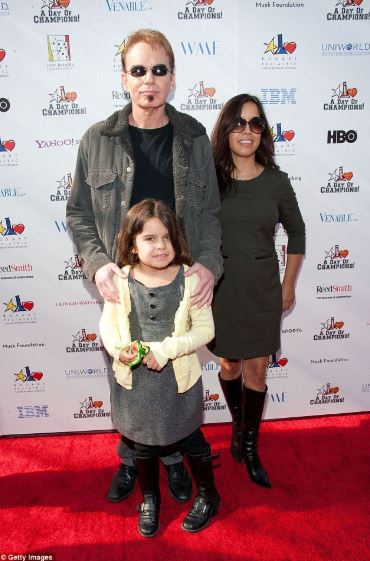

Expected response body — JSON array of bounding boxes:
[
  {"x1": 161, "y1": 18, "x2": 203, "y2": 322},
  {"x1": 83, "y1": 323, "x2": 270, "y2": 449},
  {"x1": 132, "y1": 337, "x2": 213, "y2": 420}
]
[{"x1": 66, "y1": 29, "x2": 222, "y2": 508}]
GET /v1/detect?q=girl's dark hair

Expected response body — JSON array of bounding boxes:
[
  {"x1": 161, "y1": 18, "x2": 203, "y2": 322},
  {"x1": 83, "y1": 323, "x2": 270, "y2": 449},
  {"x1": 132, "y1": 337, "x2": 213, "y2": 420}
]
[
  {"x1": 211, "y1": 93, "x2": 279, "y2": 198},
  {"x1": 117, "y1": 199, "x2": 192, "y2": 267}
]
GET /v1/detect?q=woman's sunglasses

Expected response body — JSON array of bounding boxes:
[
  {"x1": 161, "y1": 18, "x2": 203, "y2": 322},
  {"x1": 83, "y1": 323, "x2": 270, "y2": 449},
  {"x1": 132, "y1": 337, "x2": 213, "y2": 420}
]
[
  {"x1": 231, "y1": 116, "x2": 266, "y2": 134},
  {"x1": 127, "y1": 64, "x2": 172, "y2": 78}
]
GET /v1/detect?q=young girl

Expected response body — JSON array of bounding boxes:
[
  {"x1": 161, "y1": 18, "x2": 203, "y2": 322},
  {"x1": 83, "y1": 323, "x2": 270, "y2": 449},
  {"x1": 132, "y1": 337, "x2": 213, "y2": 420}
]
[{"x1": 99, "y1": 199, "x2": 220, "y2": 537}]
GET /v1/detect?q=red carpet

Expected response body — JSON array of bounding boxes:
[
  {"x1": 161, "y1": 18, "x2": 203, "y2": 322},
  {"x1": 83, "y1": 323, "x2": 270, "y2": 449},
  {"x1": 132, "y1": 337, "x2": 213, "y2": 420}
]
[{"x1": 1, "y1": 414, "x2": 369, "y2": 561}]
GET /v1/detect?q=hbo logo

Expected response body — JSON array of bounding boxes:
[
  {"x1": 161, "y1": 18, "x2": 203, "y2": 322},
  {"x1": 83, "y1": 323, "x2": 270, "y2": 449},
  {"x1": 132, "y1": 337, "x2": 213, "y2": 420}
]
[{"x1": 327, "y1": 130, "x2": 357, "y2": 144}]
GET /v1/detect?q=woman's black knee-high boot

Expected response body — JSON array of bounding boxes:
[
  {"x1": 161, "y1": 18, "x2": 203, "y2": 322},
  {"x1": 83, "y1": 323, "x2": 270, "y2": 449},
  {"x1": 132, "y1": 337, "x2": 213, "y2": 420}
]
[
  {"x1": 218, "y1": 373, "x2": 243, "y2": 462},
  {"x1": 242, "y1": 385, "x2": 272, "y2": 489},
  {"x1": 135, "y1": 455, "x2": 161, "y2": 537}
]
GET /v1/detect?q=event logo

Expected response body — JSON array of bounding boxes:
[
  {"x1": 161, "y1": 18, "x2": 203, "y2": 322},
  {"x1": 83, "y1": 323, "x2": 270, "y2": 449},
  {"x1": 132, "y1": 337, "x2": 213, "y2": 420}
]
[
  {"x1": 0, "y1": 262, "x2": 33, "y2": 280},
  {"x1": 0, "y1": 48, "x2": 8, "y2": 78},
  {"x1": 0, "y1": 217, "x2": 27, "y2": 248},
  {"x1": 65, "y1": 367, "x2": 108, "y2": 380},
  {"x1": 106, "y1": 0, "x2": 152, "y2": 12},
  {"x1": 317, "y1": 244, "x2": 355, "y2": 271},
  {"x1": 316, "y1": 283, "x2": 352, "y2": 300},
  {"x1": 180, "y1": 40, "x2": 221, "y2": 55},
  {"x1": 42, "y1": 86, "x2": 86, "y2": 116},
  {"x1": 66, "y1": 329, "x2": 104, "y2": 353},
  {"x1": 3, "y1": 294, "x2": 37, "y2": 325},
  {"x1": 50, "y1": 172, "x2": 72, "y2": 201},
  {"x1": 262, "y1": 33, "x2": 297, "y2": 69},
  {"x1": 271, "y1": 122, "x2": 295, "y2": 155},
  {"x1": 0, "y1": 97, "x2": 10, "y2": 112},
  {"x1": 180, "y1": 81, "x2": 223, "y2": 112},
  {"x1": 17, "y1": 405, "x2": 50, "y2": 418},
  {"x1": 320, "y1": 212, "x2": 357, "y2": 223},
  {"x1": 74, "y1": 396, "x2": 111, "y2": 419},
  {"x1": 34, "y1": 1, "x2": 80, "y2": 24},
  {"x1": 313, "y1": 317, "x2": 350, "y2": 341},
  {"x1": 113, "y1": 38, "x2": 126, "y2": 72},
  {"x1": 321, "y1": 166, "x2": 359, "y2": 194},
  {"x1": 35, "y1": 137, "x2": 80, "y2": 149},
  {"x1": 267, "y1": 353, "x2": 288, "y2": 380},
  {"x1": 327, "y1": 0, "x2": 370, "y2": 21},
  {"x1": 58, "y1": 254, "x2": 87, "y2": 281},
  {"x1": 203, "y1": 388, "x2": 226, "y2": 412},
  {"x1": 261, "y1": 88, "x2": 296, "y2": 104},
  {"x1": 14, "y1": 366, "x2": 45, "y2": 393},
  {"x1": 321, "y1": 41, "x2": 370, "y2": 56},
  {"x1": 178, "y1": 0, "x2": 223, "y2": 20},
  {"x1": 0, "y1": 137, "x2": 17, "y2": 167},
  {"x1": 47, "y1": 34, "x2": 74, "y2": 70},
  {"x1": 310, "y1": 383, "x2": 344, "y2": 406},
  {"x1": 275, "y1": 244, "x2": 286, "y2": 273},
  {"x1": 324, "y1": 81, "x2": 364, "y2": 111}
]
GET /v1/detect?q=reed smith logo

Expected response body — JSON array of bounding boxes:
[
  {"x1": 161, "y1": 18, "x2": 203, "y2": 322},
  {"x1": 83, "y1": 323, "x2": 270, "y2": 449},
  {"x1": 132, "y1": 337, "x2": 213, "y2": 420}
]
[
  {"x1": 14, "y1": 366, "x2": 45, "y2": 393},
  {"x1": 0, "y1": 137, "x2": 17, "y2": 167},
  {"x1": 3, "y1": 295, "x2": 36, "y2": 325},
  {"x1": 310, "y1": 383, "x2": 344, "y2": 406},
  {"x1": 178, "y1": 0, "x2": 223, "y2": 20},
  {"x1": 34, "y1": 0, "x2": 80, "y2": 24},
  {"x1": 0, "y1": 217, "x2": 27, "y2": 248},
  {"x1": 313, "y1": 317, "x2": 349, "y2": 341},
  {"x1": 0, "y1": 48, "x2": 8, "y2": 78},
  {"x1": 271, "y1": 122, "x2": 295, "y2": 156},
  {"x1": 327, "y1": 0, "x2": 370, "y2": 21},
  {"x1": 0, "y1": 262, "x2": 33, "y2": 280},
  {"x1": 203, "y1": 388, "x2": 226, "y2": 412},
  {"x1": 47, "y1": 34, "x2": 74, "y2": 70},
  {"x1": 180, "y1": 81, "x2": 223, "y2": 112},
  {"x1": 317, "y1": 244, "x2": 354, "y2": 271},
  {"x1": 262, "y1": 33, "x2": 297, "y2": 69},
  {"x1": 74, "y1": 396, "x2": 111, "y2": 419},
  {"x1": 42, "y1": 86, "x2": 86, "y2": 116},
  {"x1": 59, "y1": 254, "x2": 87, "y2": 281},
  {"x1": 316, "y1": 283, "x2": 352, "y2": 300},
  {"x1": 324, "y1": 81, "x2": 364, "y2": 111},
  {"x1": 50, "y1": 172, "x2": 72, "y2": 201},
  {"x1": 66, "y1": 329, "x2": 104, "y2": 353},
  {"x1": 267, "y1": 354, "x2": 288, "y2": 380},
  {"x1": 321, "y1": 166, "x2": 359, "y2": 194}
]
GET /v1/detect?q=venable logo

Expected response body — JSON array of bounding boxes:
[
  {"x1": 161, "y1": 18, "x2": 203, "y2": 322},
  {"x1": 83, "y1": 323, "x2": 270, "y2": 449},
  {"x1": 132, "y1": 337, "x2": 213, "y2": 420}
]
[
  {"x1": 320, "y1": 212, "x2": 357, "y2": 223},
  {"x1": 180, "y1": 81, "x2": 223, "y2": 112},
  {"x1": 50, "y1": 172, "x2": 72, "y2": 201},
  {"x1": 3, "y1": 295, "x2": 36, "y2": 325},
  {"x1": 317, "y1": 244, "x2": 355, "y2": 271},
  {"x1": 35, "y1": 137, "x2": 80, "y2": 149},
  {"x1": 0, "y1": 262, "x2": 33, "y2": 280},
  {"x1": 180, "y1": 40, "x2": 221, "y2": 55},
  {"x1": 66, "y1": 329, "x2": 104, "y2": 353},
  {"x1": 34, "y1": 1, "x2": 80, "y2": 24},
  {"x1": 17, "y1": 405, "x2": 50, "y2": 418},
  {"x1": 65, "y1": 367, "x2": 108, "y2": 380},
  {"x1": 327, "y1": 0, "x2": 370, "y2": 21},
  {"x1": 262, "y1": 33, "x2": 297, "y2": 69},
  {"x1": 321, "y1": 41, "x2": 370, "y2": 55},
  {"x1": 74, "y1": 396, "x2": 111, "y2": 419},
  {"x1": 106, "y1": 0, "x2": 152, "y2": 12},
  {"x1": 324, "y1": 81, "x2": 364, "y2": 111},
  {"x1": 313, "y1": 317, "x2": 350, "y2": 341},
  {"x1": 261, "y1": 88, "x2": 296, "y2": 104},
  {"x1": 203, "y1": 388, "x2": 226, "y2": 411},
  {"x1": 321, "y1": 165, "x2": 359, "y2": 194},
  {"x1": 47, "y1": 34, "x2": 74, "y2": 70},
  {"x1": 271, "y1": 122, "x2": 295, "y2": 155},
  {"x1": 42, "y1": 86, "x2": 86, "y2": 116},
  {"x1": 0, "y1": 186, "x2": 26, "y2": 198},
  {"x1": 178, "y1": 0, "x2": 223, "y2": 20},
  {"x1": 267, "y1": 353, "x2": 288, "y2": 380},
  {"x1": 310, "y1": 383, "x2": 344, "y2": 406},
  {"x1": 58, "y1": 254, "x2": 87, "y2": 281},
  {"x1": 14, "y1": 366, "x2": 45, "y2": 393},
  {"x1": 0, "y1": 217, "x2": 27, "y2": 248}
]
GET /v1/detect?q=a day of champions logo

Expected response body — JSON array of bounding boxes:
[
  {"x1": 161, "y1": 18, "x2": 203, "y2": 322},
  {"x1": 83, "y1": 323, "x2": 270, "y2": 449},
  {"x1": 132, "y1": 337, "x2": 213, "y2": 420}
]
[
  {"x1": 321, "y1": 166, "x2": 359, "y2": 194},
  {"x1": 317, "y1": 244, "x2": 355, "y2": 271},
  {"x1": 0, "y1": 217, "x2": 27, "y2": 249},
  {"x1": 74, "y1": 396, "x2": 111, "y2": 419},
  {"x1": 180, "y1": 81, "x2": 223, "y2": 112},
  {"x1": 324, "y1": 81, "x2": 364, "y2": 111},
  {"x1": 42, "y1": 86, "x2": 86, "y2": 117},
  {"x1": 203, "y1": 388, "x2": 226, "y2": 412},
  {"x1": 267, "y1": 353, "x2": 288, "y2": 380},
  {"x1": 47, "y1": 34, "x2": 74, "y2": 71},
  {"x1": 310, "y1": 382, "x2": 344, "y2": 406},
  {"x1": 50, "y1": 172, "x2": 72, "y2": 202},
  {"x1": 59, "y1": 254, "x2": 87, "y2": 281},
  {"x1": 271, "y1": 122, "x2": 295, "y2": 156},
  {"x1": 0, "y1": 48, "x2": 8, "y2": 78},
  {"x1": 66, "y1": 329, "x2": 104, "y2": 353},
  {"x1": 0, "y1": 137, "x2": 18, "y2": 167},
  {"x1": 3, "y1": 294, "x2": 36, "y2": 325},
  {"x1": 113, "y1": 39, "x2": 126, "y2": 72},
  {"x1": 262, "y1": 33, "x2": 297, "y2": 69},
  {"x1": 327, "y1": 0, "x2": 370, "y2": 21},
  {"x1": 313, "y1": 316, "x2": 350, "y2": 341},
  {"x1": 14, "y1": 365, "x2": 45, "y2": 393},
  {"x1": 178, "y1": 0, "x2": 223, "y2": 20},
  {"x1": 34, "y1": 0, "x2": 80, "y2": 24}
]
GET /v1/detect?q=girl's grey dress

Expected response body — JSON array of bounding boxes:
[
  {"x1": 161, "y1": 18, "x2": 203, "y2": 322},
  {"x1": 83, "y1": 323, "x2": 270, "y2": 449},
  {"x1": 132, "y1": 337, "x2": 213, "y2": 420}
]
[{"x1": 110, "y1": 266, "x2": 203, "y2": 446}]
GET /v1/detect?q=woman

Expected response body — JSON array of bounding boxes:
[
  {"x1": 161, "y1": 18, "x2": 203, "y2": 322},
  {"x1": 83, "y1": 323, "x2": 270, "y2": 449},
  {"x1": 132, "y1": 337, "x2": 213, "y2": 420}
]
[{"x1": 209, "y1": 94, "x2": 305, "y2": 488}]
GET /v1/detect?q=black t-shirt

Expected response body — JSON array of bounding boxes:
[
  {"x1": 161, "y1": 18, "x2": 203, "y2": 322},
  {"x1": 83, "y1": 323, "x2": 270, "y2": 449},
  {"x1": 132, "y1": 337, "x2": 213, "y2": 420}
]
[{"x1": 129, "y1": 122, "x2": 175, "y2": 211}]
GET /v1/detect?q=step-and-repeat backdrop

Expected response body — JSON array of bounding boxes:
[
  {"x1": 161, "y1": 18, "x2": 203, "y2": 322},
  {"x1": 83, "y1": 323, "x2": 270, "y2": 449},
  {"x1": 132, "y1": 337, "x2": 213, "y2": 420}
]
[{"x1": 1, "y1": 0, "x2": 369, "y2": 435}]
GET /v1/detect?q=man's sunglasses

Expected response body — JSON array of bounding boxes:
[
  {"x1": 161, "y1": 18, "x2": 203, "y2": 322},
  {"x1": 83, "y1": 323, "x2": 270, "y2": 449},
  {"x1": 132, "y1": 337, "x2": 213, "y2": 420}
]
[
  {"x1": 127, "y1": 64, "x2": 172, "y2": 78},
  {"x1": 231, "y1": 116, "x2": 266, "y2": 134}
]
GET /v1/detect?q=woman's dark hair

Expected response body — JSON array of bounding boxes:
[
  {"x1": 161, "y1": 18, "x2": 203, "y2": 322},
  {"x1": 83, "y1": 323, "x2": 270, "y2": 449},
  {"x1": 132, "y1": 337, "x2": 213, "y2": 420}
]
[
  {"x1": 211, "y1": 93, "x2": 279, "y2": 198},
  {"x1": 117, "y1": 199, "x2": 192, "y2": 267}
]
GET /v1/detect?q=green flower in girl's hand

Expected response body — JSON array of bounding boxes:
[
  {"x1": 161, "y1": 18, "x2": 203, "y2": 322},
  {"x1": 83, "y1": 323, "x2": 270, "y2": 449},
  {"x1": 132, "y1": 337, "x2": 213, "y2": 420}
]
[{"x1": 127, "y1": 340, "x2": 150, "y2": 368}]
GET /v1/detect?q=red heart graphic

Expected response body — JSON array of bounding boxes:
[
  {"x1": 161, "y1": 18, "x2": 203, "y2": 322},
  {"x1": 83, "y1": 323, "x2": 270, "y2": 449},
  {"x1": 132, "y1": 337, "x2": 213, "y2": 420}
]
[
  {"x1": 93, "y1": 400, "x2": 103, "y2": 408},
  {"x1": 57, "y1": 0, "x2": 70, "y2": 7},
  {"x1": 22, "y1": 301, "x2": 34, "y2": 311},
  {"x1": 65, "y1": 91, "x2": 77, "y2": 102},
  {"x1": 204, "y1": 87, "x2": 216, "y2": 97},
  {"x1": 353, "y1": 0, "x2": 363, "y2": 5},
  {"x1": 347, "y1": 88, "x2": 357, "y2": 98},
  {"x1": 284, "y1": 42, "x2": 296, "y2": 54},
  {"x1": 278, "y1": 357, "x2": 288, "y2": 367},
  {"x1": 338, "y1": 249, "x2": 348, "y2": 258},
  {"x1": 12, "y1": 224, "x2": 25, "y2": 234},
  {"x1": 283, "y1": 130, "x2": 295, "y2": 142},
  {"x1": 330, "y1": 386, "x2": 339, "y2": 394},
  {"x1": 342, "y1": 172, "x2": 353, "y2": 181},
  {"x1": 32, "y1": 372, "x2": 43, "y2": 381},
  {"x1": 0, "y1": 49, "x2": 5, "y2": 62},
  {"x1": 86, "y1": 333, "x2": 97, "y2": 341},
  {"x1": 210, "y1": 394, "x2": 219, "y2": 401},
  {"x1": 334, "y1": 321, "x2": 344, "y2": 329},
  {"x1": 3, "y1": 140, "x2": 15, "y2": 151}
]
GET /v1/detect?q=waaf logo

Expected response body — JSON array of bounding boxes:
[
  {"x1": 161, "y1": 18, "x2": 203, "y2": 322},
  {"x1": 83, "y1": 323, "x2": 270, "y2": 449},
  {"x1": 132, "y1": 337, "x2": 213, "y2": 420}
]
[
  {"x1": 327, "y1": 0, "x2": 370, "y2": 21},
  {"x1": 270, "y1": 122, "x2": 295, "y2": 156},
  {"x1": 178, "y1": 0, "x2": 223, "y2": 21},
  {"x1": 42, "y1": 86, "x2": 86, "y2": 116},
  {"x1": 0, "y1": 217, "x2": 27, "y2": 249},
  {"x1": 34, "y1": 1, "x2": 80, "y2": 24},
  {"x1": 324, "y1": 81, "x2": 364, "y2": 111},
  {"x1": 3, "y1": 295, "x2": 36, "y2": 325},
  {"x1": 321, "y1": 166, "x2": 359, "y2": 194},
  {"x1": 262, "y1": 33, "x2": 297, "y2": 69},
  {"x1": 180, "y1": 81, "x2": 223, "y2": 112}
]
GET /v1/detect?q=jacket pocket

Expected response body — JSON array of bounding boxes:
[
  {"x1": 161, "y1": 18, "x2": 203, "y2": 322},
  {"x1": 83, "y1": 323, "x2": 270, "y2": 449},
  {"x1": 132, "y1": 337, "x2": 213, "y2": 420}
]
[
  {"x1": 188, "y1": 168, "x2": 206, "y2": 209},
  {"x1": 86, "y1": 170, "x2": 118, "y2": 214}
]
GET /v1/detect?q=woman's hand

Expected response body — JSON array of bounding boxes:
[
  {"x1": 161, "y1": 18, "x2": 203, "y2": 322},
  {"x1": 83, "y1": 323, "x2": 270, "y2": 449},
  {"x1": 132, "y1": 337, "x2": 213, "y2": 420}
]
[
  {"x1": 118, "y1": 346, "x2": 138, "y2": 365},
  {"x1": 282, "y1": 281, "x2": 295, "y2": 311},
  {"x1": 142, "y1": 351, "x2": 162, "y2": 371}
]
